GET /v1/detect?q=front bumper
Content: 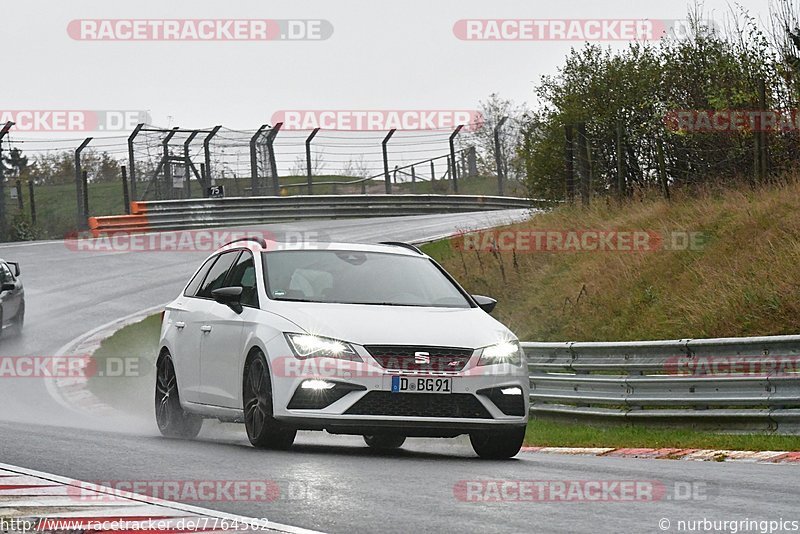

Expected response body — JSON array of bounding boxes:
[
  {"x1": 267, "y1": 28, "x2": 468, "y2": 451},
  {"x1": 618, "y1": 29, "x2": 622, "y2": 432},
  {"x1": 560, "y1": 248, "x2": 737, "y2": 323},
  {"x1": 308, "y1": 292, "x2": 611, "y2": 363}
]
[{"x1": 267, "y1": 336, "x2": 529, "y2": 436}]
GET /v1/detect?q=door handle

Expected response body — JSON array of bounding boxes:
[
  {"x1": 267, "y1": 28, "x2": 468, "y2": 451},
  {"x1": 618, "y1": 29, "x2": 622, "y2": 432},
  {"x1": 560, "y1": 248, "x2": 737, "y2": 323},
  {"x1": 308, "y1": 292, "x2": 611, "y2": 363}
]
[
  {"x1": 200, "y1": 325, "x2": 212, "y2": 333},
  {"x1": 174, "y1": 321, "x2": 186, "y2": 329}
]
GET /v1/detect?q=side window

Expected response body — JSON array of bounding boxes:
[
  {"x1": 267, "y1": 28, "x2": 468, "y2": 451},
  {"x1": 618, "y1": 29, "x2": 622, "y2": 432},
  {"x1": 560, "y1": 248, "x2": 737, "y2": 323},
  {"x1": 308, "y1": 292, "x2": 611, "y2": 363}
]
[
  {"x1": 0, "y1": 263, "x2": 13, "y2": 285},
  {"x1": 197, "y1": 251, "x2": 240, "y2": 298},
  {"x1": 224, "y1": 251, "x2": 259, "y2": 308},
  {"x1": 184, "y1": 256, "x2": 217, "y2": 297}
]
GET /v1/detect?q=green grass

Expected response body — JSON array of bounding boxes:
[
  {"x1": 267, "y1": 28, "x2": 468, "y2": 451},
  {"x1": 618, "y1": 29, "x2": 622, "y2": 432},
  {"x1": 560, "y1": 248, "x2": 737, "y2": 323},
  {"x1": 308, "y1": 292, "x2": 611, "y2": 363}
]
[
  {"x1": 87, "y1": 313, "x2": 160, "y2": 415},
  {"x1": 424, "y1": 180, "x2": 800, "y2": 341},
  {"x1": 525, "y1": 418, "x2": 800, "y2": 452}
]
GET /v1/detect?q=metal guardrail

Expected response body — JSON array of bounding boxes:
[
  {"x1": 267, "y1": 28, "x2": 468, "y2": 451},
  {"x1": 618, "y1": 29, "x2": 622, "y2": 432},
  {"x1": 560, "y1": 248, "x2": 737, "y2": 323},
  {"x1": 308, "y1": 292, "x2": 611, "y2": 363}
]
[
  {"x1": 522, "y1": 336, "x2": 800, "y2": 432},
  {"x1": 89, "y1": 194, "x2": 542, "y2": 235}
]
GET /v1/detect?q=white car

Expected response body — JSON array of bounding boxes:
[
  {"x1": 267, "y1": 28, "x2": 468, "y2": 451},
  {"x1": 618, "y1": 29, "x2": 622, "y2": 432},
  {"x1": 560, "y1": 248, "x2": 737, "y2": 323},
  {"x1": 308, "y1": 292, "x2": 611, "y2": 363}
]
[{"x1": 156, "y1": 238, "x2": 529, "y2": 459}]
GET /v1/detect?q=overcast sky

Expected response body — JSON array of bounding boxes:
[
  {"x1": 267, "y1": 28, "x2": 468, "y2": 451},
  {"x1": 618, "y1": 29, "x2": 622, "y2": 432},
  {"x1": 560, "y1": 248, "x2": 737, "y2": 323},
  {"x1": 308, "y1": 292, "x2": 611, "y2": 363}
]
[{"x1": 3, "y1": 0, "x2": 777, "y2": 131}]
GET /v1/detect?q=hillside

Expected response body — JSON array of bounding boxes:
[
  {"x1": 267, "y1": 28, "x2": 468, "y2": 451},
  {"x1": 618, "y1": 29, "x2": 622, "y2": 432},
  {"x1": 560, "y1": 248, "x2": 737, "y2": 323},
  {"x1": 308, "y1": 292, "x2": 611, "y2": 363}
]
[{"x1": 422, "y1": 181, "x2": 800, "y2": 341}]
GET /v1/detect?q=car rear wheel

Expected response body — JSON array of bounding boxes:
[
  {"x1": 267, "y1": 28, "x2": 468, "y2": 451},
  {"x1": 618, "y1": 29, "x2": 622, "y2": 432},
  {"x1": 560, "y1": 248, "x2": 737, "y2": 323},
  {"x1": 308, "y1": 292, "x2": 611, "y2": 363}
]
[
  {"x1": 10, "y1": 303, "x2": 24, "y2": 336},
  {"x1": 363, "y1": 434, "x2": 406, "y2": 450},
  {"x1": 469, "y1": 427, "x2": 526, "y2": 459},
  {"x1": 243, "y1": 351, "x2": 296, "y2": 450},
  {"x1": 155, "y1": 355, "x2": 203, "y2": 439}
]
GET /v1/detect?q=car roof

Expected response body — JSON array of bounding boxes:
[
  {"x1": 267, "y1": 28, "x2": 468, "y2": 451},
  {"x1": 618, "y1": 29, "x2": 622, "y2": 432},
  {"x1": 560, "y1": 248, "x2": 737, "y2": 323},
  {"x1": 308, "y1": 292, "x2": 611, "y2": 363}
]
[{"x1": 216, "y1": 239, "x2": 427, "y2": 257}]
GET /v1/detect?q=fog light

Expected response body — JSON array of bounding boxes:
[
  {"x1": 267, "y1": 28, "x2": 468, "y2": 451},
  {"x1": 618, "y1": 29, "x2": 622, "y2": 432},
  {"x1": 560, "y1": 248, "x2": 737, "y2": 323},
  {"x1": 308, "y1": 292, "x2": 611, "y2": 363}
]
[
  {"x1": 501, "y1": 387, "x2": 522, "y2": 396},
  {"x1": 301, "y1": 379, "x2": 336, "y2": 390}
]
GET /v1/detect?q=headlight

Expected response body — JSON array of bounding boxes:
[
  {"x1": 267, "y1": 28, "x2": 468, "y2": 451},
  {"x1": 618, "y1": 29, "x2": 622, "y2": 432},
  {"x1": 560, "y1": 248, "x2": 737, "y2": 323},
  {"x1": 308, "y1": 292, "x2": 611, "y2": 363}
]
[
  {"x1": 477, "y1": 341, "x2": 523, "y2": 367},
  {"x1": 285, "y1": 334, "x2": 362, "y2": 361}
]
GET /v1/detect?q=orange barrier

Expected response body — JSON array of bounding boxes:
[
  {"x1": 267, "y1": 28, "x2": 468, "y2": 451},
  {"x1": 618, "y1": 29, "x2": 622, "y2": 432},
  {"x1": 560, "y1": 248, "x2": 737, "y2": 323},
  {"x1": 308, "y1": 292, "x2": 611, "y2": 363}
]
[{"x1": 88, "y1": 213, "x2": 150, "y2": 238}]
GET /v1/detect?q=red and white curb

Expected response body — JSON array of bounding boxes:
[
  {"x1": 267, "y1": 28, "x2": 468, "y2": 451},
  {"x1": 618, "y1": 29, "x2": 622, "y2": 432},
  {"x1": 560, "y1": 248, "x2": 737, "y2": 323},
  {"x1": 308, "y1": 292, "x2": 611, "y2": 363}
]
[
  {"x1": 521, "y1": 446, "x2": 800, "y2": 464},
  {"x1": 0, "y1": 463, "x2": 319, "y2": 533}
]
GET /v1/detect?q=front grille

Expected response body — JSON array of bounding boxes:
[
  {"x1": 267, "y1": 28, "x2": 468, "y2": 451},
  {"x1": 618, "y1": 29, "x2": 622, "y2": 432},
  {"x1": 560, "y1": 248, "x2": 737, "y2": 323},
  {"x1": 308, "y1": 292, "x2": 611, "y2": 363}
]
[
  {"x1": 365, "y1": 345, "x2": 474, "y2": 372},
  {"x1": 345, "y1": 392, "x2": 492, "y2": 419},
  {"x1": 478, "y1": 387, "x2": 526, "y2": 416}
]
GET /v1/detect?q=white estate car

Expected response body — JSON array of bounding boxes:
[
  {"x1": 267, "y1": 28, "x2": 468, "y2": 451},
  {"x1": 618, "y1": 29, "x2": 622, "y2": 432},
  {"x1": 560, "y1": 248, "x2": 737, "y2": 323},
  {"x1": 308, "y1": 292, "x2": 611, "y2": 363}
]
[{"x1": 156, "y1": 238, "x2": 529, "y2": 459}]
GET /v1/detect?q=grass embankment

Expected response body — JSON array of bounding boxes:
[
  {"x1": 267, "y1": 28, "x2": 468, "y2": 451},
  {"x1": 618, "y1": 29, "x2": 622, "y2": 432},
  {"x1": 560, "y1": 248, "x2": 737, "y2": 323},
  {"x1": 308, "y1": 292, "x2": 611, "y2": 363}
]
[
  {"x1": 87, "y1": 314, "x2": 160, "y2": 416},
  {"x1": 422, "y1": 181, "x2": 800, "y2": 341}
]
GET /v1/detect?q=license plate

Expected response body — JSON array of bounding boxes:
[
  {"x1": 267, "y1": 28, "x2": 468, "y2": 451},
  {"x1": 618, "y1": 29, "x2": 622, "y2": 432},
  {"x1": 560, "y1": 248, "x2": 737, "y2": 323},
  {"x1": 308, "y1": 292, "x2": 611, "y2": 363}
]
[{"x1": 391, "y1": 376, "x2": 452, "y2": 394}]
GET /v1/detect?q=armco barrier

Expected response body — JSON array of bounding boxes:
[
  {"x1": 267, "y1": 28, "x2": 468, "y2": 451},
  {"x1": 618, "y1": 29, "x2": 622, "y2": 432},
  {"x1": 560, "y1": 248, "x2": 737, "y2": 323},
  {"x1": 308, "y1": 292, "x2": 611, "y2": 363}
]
[
  {"x1": 523, "y1": 335, "x2": 800, "y2": 433},
  {"x1": 88, "y1": 194, "x2": 538, "y2": 236}
]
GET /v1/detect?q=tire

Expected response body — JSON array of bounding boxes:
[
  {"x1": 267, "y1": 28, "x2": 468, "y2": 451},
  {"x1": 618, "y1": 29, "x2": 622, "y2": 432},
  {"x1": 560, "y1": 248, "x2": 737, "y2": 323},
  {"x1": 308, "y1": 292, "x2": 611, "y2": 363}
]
[
  {"x1": 155, "y1": 355, "x2": 203, "y2": 439},
  {"x1": 9, "y1": 303, "x2": 24, "y2": 336},
  {"x1": 363, "y1": 434, "x2": 406, "y2": 450},
  {"x1": 469, "y1": 427, "x2": 526, "y2": 459},
  {"x1": 243, "y1": 351, "x2": 296, "y2": 450}
]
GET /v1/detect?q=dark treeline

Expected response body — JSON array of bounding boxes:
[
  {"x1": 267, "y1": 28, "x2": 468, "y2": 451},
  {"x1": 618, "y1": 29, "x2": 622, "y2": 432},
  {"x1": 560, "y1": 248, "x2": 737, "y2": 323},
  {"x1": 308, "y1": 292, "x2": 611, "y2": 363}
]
[{"x1": 519, "y1": 1, "x2": 800, "y2": 201}]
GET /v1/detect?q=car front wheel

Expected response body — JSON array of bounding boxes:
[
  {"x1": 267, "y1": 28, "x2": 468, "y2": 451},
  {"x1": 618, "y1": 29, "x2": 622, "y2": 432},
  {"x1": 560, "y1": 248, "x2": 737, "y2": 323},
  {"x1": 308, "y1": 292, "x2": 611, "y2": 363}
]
[
  {"x1": 243, "y1": 351, "x2": 296, "y2": 450},
  {"x1": 469, "y1": 426, "x2": 526, "y2": 459}
]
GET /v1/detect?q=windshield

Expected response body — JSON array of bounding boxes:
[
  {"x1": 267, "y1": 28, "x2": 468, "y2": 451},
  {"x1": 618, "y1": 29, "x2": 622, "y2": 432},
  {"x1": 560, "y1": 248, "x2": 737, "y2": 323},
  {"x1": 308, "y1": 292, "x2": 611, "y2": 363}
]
[{"x1": 262, "y1": 250, "x2": 472, "y2": 308}]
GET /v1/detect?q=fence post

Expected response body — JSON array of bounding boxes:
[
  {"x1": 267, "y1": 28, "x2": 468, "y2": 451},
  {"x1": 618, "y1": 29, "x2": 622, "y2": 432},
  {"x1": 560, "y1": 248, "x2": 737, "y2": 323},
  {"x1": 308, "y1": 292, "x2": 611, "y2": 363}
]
[
  {"x1": 657, "y1": 139, "x2": 670, "y2": 201},
  {"x1": 82, "y1": 170, "x2": 90, "y2": 222},
  {"x1": 127, "y1": 123, "x2": 144, "y2": 201},
  {"x1": 163, "y1": 127, "x2": 179, "y2": 200},
  {"x1": 183, "y1": 131, "x2": 200, "y2": 198},
  {"x1": 202, "y1": 126, "x2": 222, "y2": 196},
  {"x1": 615, "y1": 120, "x2": 625, "y2": 199},
  {"x1": 758, "y1": 78, "x2": 769, "y2": 181},
  {"x1": 467, "y1": 146, "x2": 478, "y2": 177},
  {"x1": 14, "y1": 177, "x2": 22, "y2": 211},
  {"x1": 575, "y1": 123, "x2": 590, "y2": 206},
  {"x1": 565, "y1": 124, "x2": 574, "y2": 202},
  {"x1": 305, "y1": 127, "x2": 320, "y2": 195},
  {"x1": 430, "y1": 159, "x2": 436, "y2": 182},
  {"x1": 121, "y1": 166, "x2": 131, "y2": 214},
  {"x1": 449, "y1": 125, "x2": 464, "y2": 194},
  {"x1": 411, "y1": 165, "x2": 416, "y2": 193},
  {"x1": 382, "y1": 129, "x2": 396, "y2": 194},
  {"x1": 249, "y1": 124, "x2": 268, "y2": 196},
  {"x1": 494, "y1": 117, "x2": 508, "y2": 196},
  {"x1": 28, "y1": 178, "x2": 35, "y2": 224},
  {"x1": 200, "y1": 163, "x2": 207, "y2": 195},
  {"x1": 266, "y1": 123, "x2": 282, "y2": 196},
  {"x1": 0, "y1": 122, "x2": 13, "y2": 241},
  {"x1": 75, "y1": 137, "x2": 92, "y2": 230}
]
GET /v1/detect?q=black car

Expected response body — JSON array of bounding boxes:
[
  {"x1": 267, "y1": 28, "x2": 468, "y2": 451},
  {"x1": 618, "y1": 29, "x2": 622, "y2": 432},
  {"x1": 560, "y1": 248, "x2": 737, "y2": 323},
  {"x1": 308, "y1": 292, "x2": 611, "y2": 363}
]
[{"x1": 0, "y1": 260, "x2": 24, "y2": 336}]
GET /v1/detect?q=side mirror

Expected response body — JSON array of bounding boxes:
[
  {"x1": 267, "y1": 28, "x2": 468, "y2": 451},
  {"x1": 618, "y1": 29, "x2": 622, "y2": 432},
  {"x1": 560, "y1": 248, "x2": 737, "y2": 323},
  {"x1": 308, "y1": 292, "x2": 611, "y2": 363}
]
[
  {"x1": 472, "y1": 295, "x2": 497, "y2": 314},
  {"x1": 7, "y1": 262, "x2": 19, "y2": 277},
  {"x1": 211, "y1": 286, "x2": 243, "y2": 314}
]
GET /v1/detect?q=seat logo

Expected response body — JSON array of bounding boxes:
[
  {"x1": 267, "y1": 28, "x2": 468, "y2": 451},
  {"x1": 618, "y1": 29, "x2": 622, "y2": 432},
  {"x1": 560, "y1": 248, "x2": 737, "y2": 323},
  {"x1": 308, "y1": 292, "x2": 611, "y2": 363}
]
[{"x1": 414, "y1": 352, "x2": 431, "y2": 364}]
